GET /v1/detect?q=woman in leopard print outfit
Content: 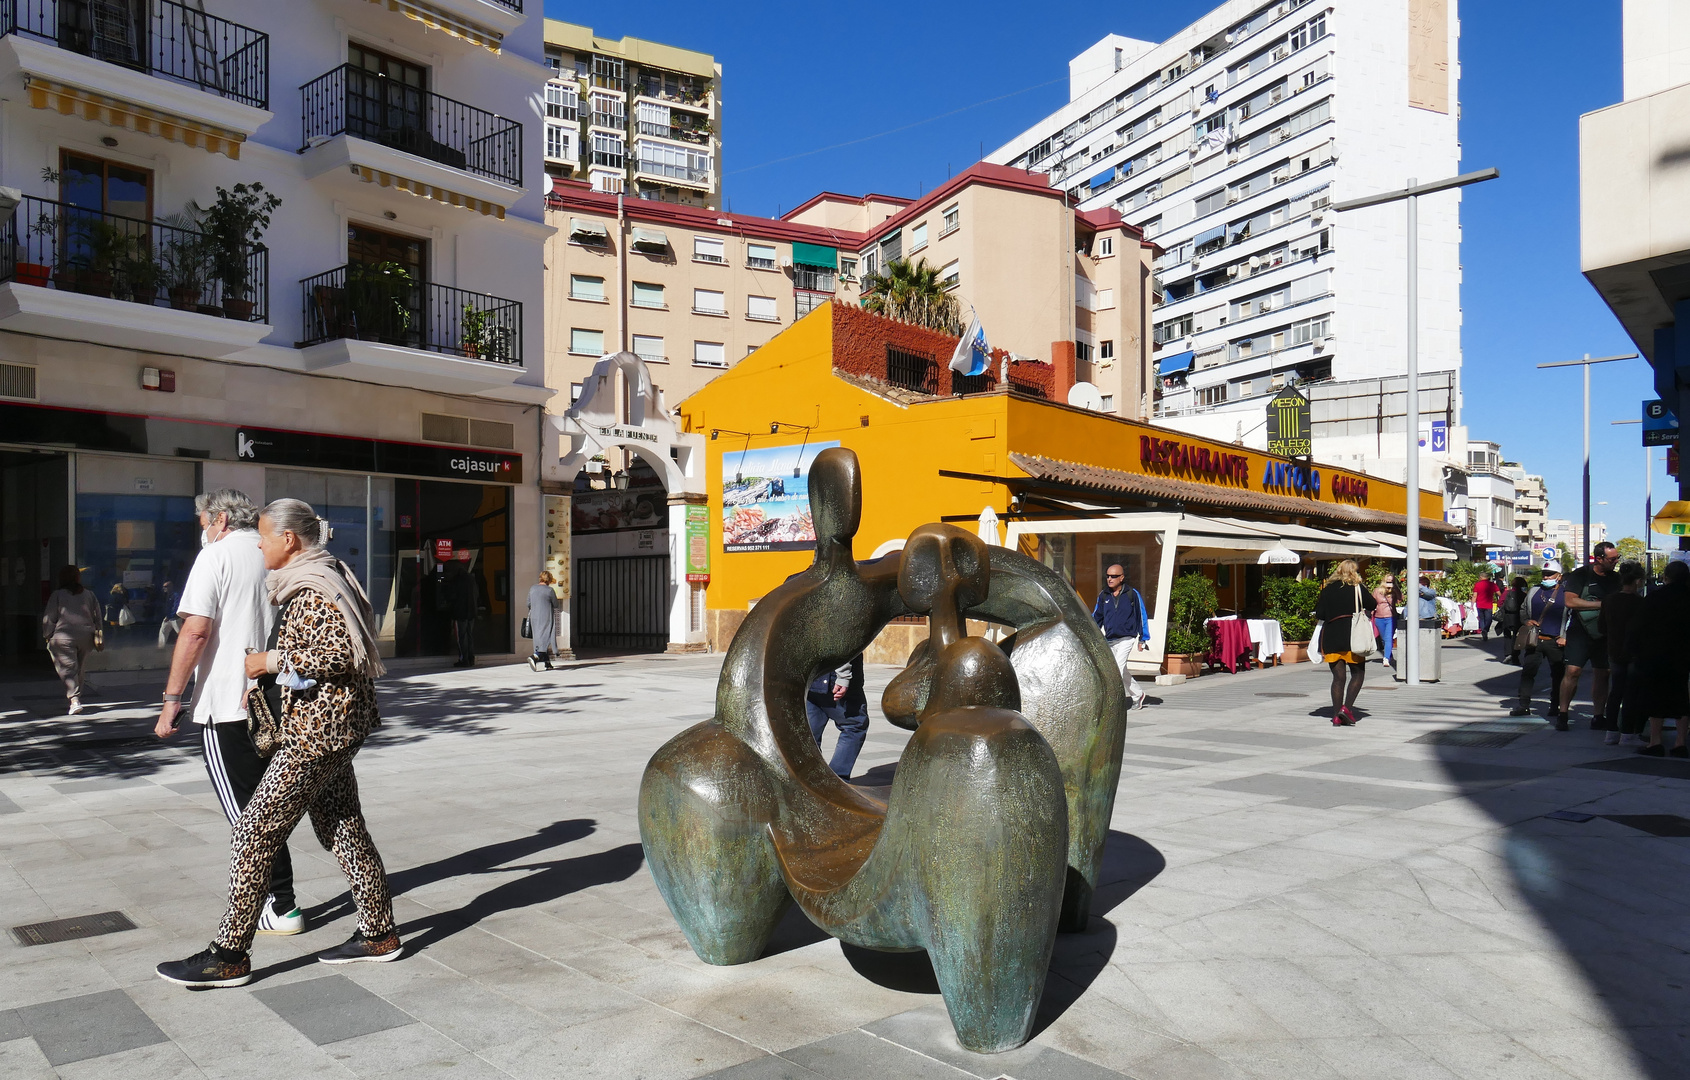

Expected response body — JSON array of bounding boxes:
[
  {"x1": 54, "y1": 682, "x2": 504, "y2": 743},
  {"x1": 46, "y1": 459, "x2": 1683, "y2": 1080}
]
[{"x1": 159, "y1": 500, "x2": 400, "y2": 987}]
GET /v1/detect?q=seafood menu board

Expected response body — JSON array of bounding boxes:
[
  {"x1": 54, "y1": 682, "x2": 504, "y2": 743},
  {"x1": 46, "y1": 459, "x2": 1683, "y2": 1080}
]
[{"x1": 723, "y1": 441, "x2": 840, "y2": 552}]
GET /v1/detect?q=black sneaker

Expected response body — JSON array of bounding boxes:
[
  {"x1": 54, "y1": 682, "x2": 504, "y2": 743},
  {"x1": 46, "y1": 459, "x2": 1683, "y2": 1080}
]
[
  {"x1": 317, "y1": 930, "x2": 403, "y2": 965},
  {"x1": 157, "y1": 945, "x2": 251, "y2": 988},
  {"x1": 1638, "y1": 744, "x2": 1667, "y2": 757},
  {"x1": 1672, "y1": 746, "x2": 1689, "y2": 759},
  {"x1": 1509, "y1": 706, "x2": 1531, "y2": 717}
]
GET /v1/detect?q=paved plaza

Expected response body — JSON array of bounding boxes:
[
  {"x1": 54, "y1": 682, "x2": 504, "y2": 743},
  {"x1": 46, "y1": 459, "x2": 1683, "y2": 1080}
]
[{"x1": 1, "y1": 638, "x2": 1688, "y2": 1080}]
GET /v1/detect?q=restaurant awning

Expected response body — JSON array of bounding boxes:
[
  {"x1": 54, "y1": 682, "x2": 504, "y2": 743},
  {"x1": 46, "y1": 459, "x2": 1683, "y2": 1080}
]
[
  {"x1": 1356, "y1": 531, "x2": 1458, "y2": 562},
  {"x1": 1208, "y1": 517, "x2": 1378, "y2": 558},
  {"x1": 630, "y1": 227, "x2": 670, "y2": 253}
]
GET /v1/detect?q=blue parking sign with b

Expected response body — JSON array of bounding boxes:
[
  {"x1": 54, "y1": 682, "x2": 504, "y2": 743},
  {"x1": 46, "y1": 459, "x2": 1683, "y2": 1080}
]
[{"x1": 1644, "y1": 399, "x2": 1679, "y2": 447}]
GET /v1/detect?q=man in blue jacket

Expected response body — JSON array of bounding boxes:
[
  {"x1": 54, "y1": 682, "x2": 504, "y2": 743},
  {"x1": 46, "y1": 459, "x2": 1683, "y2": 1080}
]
[{"x1": 1094, "y1": 564, "x2": 1150, "y2": 709}]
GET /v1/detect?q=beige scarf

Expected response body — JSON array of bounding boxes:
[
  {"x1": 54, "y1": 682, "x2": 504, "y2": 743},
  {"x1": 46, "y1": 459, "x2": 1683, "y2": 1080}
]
[{"x1": 266, "y1": 547, "x2": 387, "y2": 678}]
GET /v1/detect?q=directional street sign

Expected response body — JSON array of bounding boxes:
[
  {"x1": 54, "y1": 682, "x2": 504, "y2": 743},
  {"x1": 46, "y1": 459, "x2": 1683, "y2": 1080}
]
[{"x1": 1643, "y1": 399, "x2": 1680, "y2": 447}]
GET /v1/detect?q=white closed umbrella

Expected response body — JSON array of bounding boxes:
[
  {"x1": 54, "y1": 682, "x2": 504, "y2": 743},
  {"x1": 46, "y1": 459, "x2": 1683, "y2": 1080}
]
[
  {"x1": 977, "y1": 506, "x2": 1001, "y2": 546},
  {"x1": 1258, "y1": 545, "x2": 1300, "y2": 565}
]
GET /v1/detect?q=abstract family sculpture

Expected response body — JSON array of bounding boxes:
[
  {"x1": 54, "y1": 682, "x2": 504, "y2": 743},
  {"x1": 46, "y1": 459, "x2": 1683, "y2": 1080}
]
[{"x1": 638, "y1": 447, "x2": 1128, "y2": 1052}]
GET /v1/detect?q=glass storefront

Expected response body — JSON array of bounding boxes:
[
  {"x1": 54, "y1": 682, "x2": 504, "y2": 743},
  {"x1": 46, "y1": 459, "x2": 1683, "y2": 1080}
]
[{"x1": 0, "y1": 451, "x2": 70, "y2": 674}]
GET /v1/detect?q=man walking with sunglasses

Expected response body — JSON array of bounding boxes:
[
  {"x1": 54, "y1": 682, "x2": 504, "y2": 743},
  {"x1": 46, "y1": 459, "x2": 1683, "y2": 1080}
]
[{"x1": 1094, "y1": 564, "x2": 1150, "y2": 710}]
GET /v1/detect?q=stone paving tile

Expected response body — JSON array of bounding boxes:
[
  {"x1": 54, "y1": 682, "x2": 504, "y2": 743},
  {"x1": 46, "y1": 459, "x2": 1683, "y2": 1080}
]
[
  {"x1": 14, "y1": 988, "x2": 170, "y2": 1066},
  {"x1": 252, "y1": 974, "x2": 417, "y2": 1046}
]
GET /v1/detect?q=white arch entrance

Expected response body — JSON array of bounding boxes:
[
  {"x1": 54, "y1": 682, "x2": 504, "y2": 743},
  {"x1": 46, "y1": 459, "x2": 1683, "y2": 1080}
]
[{"x1": 544, "y1": 352, "x2": 707, "y2": 653}]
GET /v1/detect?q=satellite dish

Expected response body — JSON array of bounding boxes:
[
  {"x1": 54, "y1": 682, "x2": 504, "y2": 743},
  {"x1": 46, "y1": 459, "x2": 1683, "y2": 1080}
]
[{"x1": 1067, "y1": 381, "x2": 1105, "y2": 411}]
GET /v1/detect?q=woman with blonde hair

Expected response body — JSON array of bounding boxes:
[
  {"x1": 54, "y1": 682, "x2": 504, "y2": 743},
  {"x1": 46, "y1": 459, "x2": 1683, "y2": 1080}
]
[
  {"x1": 527, "y1": 569, "x2": 561, "y2": 671},
  {"x1": 157, "y1": 498, "x2": 399, "y2": 988},
  {"x1": 1314, "y1": 559, "x2": 1371, "y2": 726}
]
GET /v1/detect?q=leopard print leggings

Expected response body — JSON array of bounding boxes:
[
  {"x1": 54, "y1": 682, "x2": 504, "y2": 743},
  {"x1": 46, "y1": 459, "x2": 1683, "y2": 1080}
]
[{"x1": 214, "y1": 742, "x2": 394, "y2": 953}]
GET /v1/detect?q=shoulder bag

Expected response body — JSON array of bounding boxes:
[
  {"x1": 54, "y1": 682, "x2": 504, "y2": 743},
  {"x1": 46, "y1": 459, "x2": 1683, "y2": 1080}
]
[
  {"x1": 1348, "y1": 585, "x2": 1376, "y2": 659},
  {"x1": 245, "y1": 681, "x2": 280, "y2": 759}
]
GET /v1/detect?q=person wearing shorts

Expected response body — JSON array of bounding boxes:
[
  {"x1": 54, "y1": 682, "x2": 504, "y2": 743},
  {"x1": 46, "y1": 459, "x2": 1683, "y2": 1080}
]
[{"x1": 1558, "y1": 542, "x2": 1619, "y2": 727}]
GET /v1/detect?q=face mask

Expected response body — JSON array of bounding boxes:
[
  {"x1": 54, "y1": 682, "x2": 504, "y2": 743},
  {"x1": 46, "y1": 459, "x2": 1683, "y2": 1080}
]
[{"x1": 200, "y1": 527, "x2": 212, "y2": 549}]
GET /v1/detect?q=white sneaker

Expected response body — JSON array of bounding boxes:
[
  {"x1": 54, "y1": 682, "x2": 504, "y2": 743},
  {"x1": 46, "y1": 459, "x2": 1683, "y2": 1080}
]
[
  {"x1": 1620, "y1": 733, "x2": 1646, "y2": 747},
  {"x1": 1604, "y1": 730, "x2": 1622, "y2": 745},
  {"x1": 527, "y1": 657, "x2": 539, "y2": 672},
  {"x1": 257, "y1": 897, "x2": 306, "y2": 936},
  {"x1": 67, "y1": 698, "x2": 82, "y2": 715}
]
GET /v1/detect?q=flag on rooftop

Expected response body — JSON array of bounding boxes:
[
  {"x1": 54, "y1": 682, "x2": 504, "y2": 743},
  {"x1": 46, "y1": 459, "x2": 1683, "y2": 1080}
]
[{"x1": 949, "y1": 313, "x2": 989, "y2": 377}]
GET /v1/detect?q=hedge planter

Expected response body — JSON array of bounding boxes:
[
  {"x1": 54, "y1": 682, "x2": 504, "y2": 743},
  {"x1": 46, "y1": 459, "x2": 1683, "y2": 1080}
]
[{"x1": 1161, "y1": 653, "x2": 1203, "y2": 679}]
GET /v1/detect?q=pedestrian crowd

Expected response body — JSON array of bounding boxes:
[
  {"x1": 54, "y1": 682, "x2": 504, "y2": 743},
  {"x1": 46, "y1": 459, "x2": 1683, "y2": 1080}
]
[{"x1": 1504, "y1": 542, "x2": 1690, "y2": 755}]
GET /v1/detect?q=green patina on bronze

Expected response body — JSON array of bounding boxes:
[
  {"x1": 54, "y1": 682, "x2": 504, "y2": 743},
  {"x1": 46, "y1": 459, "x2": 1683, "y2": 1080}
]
[{"x1": 637, "y1": 447, "x2": 1129, "y2": 1053}]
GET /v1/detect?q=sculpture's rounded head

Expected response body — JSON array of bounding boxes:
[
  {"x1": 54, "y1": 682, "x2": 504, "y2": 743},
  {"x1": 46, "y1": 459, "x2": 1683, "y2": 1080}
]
[
  {"x1": 929, "y1": 637, "x2": 1021, "y2": 714},
  {"x1": 808, "y1": 447, "x2": 862, "y2": 546},
  {"x1": 898, "y1": 523, "x2": 990, "y2": 614}
]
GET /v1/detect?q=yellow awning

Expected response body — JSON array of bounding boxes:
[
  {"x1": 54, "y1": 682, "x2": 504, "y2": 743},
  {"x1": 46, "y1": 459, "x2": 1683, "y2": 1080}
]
[
  {"x1": 25, "y1": 78, "x2": 245, "y2": 159},
  {"x1": 349, "y1": 164, "x2": 506, "y2": 219},
  {"x1": 363, "y1": 0, "x2": 503, "y2": 53}
]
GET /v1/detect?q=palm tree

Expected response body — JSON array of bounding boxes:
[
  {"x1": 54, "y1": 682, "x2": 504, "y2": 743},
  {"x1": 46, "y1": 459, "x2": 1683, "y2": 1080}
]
[{"x1": 859, "y1": 257, "x2": 963, "y2": 335}]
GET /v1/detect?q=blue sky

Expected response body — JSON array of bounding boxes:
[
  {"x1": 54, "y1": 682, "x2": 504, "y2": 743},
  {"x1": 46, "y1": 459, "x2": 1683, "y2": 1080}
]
[{"x1": 549, "y1": 0, "x2": 1670, "y2": 548}]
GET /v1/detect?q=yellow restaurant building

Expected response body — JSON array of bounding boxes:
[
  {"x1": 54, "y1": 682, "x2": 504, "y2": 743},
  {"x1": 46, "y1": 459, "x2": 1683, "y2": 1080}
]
[{"x1": 679, "y1": 303, "x2": 1454, "y2": 669}]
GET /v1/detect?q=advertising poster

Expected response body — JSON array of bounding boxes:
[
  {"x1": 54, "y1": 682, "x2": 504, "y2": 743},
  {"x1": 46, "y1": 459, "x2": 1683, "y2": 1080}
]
[
  {"x1": 685, "y1": 504, "x2": 710, "y2": 580},
  {"x1": 723, "y1": 442, "x2": 840, "y2": 552}
]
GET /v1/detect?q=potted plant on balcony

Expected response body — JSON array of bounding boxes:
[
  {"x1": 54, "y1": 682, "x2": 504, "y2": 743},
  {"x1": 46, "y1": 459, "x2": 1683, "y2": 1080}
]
[
  {"x1": 204, "y1": 183, "x2": 280, "y2": 321},
  {"x1": 17, "y1": 209, "x2": 58, "y2": 288},
  {"x1": 460, "y1": 303, "x2": 490, "y2": 359},
  {"x1": 1162, "y1": 570, "x2": 1217, "y2": 678},
  {"x1": 121, "y1": 248, "x2": 163, "y2": 306},
  {"x1": 347, "y1": 260, "x2": 415, "y2": 344},
  {"x1": 158, "y1": 206, "x2": 213, "y2": 311}
]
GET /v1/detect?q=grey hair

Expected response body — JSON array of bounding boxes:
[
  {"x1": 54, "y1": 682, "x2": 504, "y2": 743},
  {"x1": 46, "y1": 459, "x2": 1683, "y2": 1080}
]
[
  {"x1": 260, "y1": 498, "x2": 330, "y2": 548},
  {"x1": 195, "y1": 489, "x2": 259, "y2": 531}
]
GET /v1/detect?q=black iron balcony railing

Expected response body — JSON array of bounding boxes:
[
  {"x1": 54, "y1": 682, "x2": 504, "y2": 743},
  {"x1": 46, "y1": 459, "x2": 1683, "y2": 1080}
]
[
  {"x1": 301, "y1": 64, "x2": 522, "y2": 186},
  {"x1": 1, "y1": 193, "x2": 268, "y2": 320},
  {"x1": 486, "y1": 0, "x2": 521, "y2": 9},
  {"x1": 300, "y1": 265, "x2": 522, "y2": 365},
  {"x1": 1, "y1": 0, "x2": 269, "y2": 108}
]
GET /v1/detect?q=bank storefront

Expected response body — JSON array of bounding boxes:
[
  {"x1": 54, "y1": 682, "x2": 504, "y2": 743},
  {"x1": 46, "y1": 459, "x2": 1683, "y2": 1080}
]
[{"x1": 0, "y1": 402, "x2": 524, "y2": 673}]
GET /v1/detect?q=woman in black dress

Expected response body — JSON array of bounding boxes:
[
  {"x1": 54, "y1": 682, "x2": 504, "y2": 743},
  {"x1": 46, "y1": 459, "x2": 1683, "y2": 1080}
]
[{"x1": 1314, "y1": 560, "x2": 1370, "y2": 726}]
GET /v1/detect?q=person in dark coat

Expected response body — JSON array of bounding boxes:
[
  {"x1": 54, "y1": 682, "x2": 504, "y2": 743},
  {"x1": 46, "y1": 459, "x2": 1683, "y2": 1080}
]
[
  {"x1": 1597, "y1": 562, "x2": 1645, "y2": 744},
  {"x1": 1633, "y1": 560, "x2": 1690, "y2": 757},
  {"x1": 807, "y1": 653, "x2": 869, "y2": 779},
  {"x1": 1313, "y1": 560, "x2": 1369, "y2": 726},
  {"x1": 443, "y1": 557, "x2": 477, "y2": 668}
]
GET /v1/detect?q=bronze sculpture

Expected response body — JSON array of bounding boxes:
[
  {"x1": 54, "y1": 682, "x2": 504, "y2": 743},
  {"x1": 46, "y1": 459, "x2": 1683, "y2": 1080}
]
[{"x1": 638, "y1": 447, "x2": 1128, "y2": 1052}]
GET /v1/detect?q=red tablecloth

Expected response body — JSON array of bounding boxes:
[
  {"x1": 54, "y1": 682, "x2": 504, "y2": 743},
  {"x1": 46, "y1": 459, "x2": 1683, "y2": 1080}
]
[{"x1": 1206, "y1": 618, "x2": 1254, "y2": 673}]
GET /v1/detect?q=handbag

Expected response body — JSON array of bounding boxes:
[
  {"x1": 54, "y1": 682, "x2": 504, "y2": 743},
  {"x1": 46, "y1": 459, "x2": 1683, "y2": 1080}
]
[
  {"x1": 521, "y1": 617, "x2": 532, "y2": 639},
  {"x1": 245, "y1": 679, "x2": 281, "y2": 760},
  {"x1": 1347, "y1": 585, "x2": 1376, "y2": 659},
  {"x1": 1515, "y1": 623, "x2": 1540, "y2": 653}
]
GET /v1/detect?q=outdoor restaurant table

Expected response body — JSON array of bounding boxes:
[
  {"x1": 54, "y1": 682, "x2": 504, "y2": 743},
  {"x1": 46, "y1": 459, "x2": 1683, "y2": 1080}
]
[
  {"x1": 1204, "y1": 617, "x2": 1255, "y2": 673},
  {"x1": 1245, "y1": 619, "x2": 1285, "y2": 664}
]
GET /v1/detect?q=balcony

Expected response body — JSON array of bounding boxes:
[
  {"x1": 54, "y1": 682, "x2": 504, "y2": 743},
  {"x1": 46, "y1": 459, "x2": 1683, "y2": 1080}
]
[
  {"x1": 2, "y1": 0, "x2": 267, "y2": 106},
  {"x1": 634, "y1": 156, "x2": 711, "y2": 188},
  {"x1": 296, "y1": 265, "x2": 528, "y2": 395},
  {"x1": 635, "y1": 119, "x2": 710, "y2": 145},
  {"x1": 633, "y1": 78, "x2": 709, "y2": 111},
  {"x1": 300, "y1": 64, "x2": 522, "y2": 186},
  {"x1": 793, "y1": 267, "x2": 835, "y2": 293},
  {"x1": 0, "y1": 193, "x2": 271, "y2": 356},
  {"x1": 358, "y1": 0, "x2": 525, "y2": 54}
]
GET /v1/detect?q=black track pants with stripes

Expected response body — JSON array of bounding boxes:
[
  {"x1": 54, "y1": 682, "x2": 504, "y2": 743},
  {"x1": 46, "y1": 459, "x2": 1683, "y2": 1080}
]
[{"x1": 201, "y1": 722, "x2": 296, "y2": 911}]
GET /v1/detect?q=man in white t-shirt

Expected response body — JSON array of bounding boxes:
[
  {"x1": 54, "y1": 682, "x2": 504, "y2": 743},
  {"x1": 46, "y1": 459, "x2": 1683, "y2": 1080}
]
[{"x1": 153, "y1": 489, "x2": 303, "y2": 936}]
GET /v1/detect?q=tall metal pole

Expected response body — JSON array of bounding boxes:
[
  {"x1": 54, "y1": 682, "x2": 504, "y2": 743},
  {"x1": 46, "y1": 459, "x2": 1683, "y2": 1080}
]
[
  {"x1": 1331, "y1": 167, "x2": 1499, "y2": 687},
  {"x1": 1583, "y1": 356, "x2": 1591, "y2": 564},
  {"x1": 1404, "y1": 182, "x2": 1420, "y2": 686}
]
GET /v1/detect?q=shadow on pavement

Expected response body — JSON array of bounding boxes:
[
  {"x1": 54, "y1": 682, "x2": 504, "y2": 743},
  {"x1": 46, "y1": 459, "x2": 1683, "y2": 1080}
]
[{"x1": 1433, "y1": 636, "x2": 1690, "y2": 1076}]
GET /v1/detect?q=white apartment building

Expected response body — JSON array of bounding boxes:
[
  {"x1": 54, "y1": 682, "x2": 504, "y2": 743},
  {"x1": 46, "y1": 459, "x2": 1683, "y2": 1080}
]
[
  {"x1": 989, "y1": 0, "x2": 1464, "y2": 479},
  {"x1": 1459, "y1": 440, "x2": 1518, "y2": 556},
  {"x1": 1501, "y1": 464, "x2": 1548, "y2": 549},
  {"x1": 0, "y1": 0, "x2": 552, "y2": 673}
]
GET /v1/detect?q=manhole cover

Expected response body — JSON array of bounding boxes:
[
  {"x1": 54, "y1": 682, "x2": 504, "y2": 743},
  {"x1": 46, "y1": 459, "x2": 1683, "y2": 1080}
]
[
  {"x1": 1255, "y1": 692, "x2": 1310, "y2": 698},
  {"x1": 11, "y1": 910, "x2": 136, "y2": 946},
  {"x1": 1410, "y1": 730, "x2": 1524, "y2": 748},
  {"x1": 1602, "y1": 814, "x2": 1690, "y2": 837}
]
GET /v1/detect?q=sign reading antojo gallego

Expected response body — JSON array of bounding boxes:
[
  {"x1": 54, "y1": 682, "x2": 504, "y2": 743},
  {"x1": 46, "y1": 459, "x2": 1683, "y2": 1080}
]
[{"x1": 1265, "y1": 387, "x2": 1311, "y2": 458}]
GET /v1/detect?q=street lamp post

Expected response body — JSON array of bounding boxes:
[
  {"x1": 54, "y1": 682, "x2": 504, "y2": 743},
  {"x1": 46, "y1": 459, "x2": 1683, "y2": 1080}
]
[
  {"x1": 1333, "y1": 167, "x2": 1499, "y2": 686},
  {"x1": 1538, "y1": 353, "x2": 1635, "y2": 565}
]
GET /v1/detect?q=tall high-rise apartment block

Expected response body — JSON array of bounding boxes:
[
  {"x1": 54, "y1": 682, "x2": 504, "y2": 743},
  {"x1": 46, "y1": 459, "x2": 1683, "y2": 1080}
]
[
  {"x1": 542, "y1": 21, "x2": 721, "y2": 210},
  {"x1": 989, "y1": 0, "x2": 1463, "y2": 478}
]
